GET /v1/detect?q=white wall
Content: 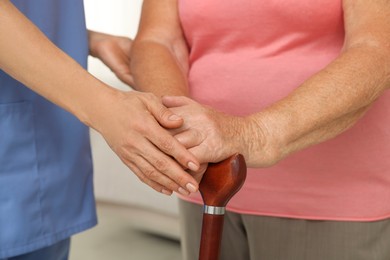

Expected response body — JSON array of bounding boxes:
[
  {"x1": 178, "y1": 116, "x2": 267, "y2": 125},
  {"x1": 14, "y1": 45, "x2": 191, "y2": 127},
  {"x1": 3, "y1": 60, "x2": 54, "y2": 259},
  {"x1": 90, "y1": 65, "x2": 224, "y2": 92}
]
[
  {"x1": 84, "y1": 0, "x2": 141, "y2": 90},
  {"x1": 84, "y1": 0, "x2": 142, "y2": 37},
  {"x1": 83, "y1": 0, "x2": 179, "y2": 216}
]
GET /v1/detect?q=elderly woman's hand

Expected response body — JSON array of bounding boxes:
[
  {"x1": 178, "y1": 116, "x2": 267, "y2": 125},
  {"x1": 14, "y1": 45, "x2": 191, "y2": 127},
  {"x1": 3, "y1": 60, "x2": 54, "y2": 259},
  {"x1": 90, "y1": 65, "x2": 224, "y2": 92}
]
[{"x1": 162, "y1": 96, "x2": 273, "y2": 168}]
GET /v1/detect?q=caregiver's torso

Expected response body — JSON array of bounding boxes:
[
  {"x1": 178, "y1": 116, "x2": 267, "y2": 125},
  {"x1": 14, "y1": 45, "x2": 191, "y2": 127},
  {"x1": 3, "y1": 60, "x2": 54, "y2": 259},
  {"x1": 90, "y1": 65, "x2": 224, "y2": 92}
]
[{"x1": 0, "y1": 1, "x2": 96, "y2": 257}]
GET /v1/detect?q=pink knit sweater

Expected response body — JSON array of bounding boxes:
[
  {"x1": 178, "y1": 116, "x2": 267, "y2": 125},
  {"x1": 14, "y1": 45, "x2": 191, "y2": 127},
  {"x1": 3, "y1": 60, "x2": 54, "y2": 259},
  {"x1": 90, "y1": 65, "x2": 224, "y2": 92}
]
[{"x1": 178, "y1": 0, "x2": 390, "y2": 221}]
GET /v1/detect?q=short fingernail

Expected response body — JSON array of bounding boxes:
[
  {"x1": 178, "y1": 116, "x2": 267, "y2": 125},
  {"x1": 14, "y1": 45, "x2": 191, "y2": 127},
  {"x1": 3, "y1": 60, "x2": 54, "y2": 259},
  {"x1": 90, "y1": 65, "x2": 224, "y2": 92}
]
[
  {"x1": 186, "y1": 183, "x2": 198, "y2": 193},
  {"x1": 178, "y1": 187, "x2": 190, "y2": 196},
  {"x1": 188, "y1": 161, "x2": 199, "y2": 171},
  {"x1": 162, "y1": 189, "x2": 172, "y2": 196},
  {"x1": 169, "y1": 114, "x2": 181, "y2": 121}
]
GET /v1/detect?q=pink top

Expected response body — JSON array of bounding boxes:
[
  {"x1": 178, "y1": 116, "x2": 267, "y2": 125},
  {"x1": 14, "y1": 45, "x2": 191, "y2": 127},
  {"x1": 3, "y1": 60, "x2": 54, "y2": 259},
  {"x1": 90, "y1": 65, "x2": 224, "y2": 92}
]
[{"x1": 178, "y1": 0, "x2": 390, "y2": 221}]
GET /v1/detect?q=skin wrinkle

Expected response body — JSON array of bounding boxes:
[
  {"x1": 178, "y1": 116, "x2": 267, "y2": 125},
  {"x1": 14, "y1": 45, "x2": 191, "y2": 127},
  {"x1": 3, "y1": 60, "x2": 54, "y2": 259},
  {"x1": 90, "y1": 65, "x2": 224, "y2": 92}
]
[{"x1": 244, "y1": 114, "x2": 275, "y2": 167}]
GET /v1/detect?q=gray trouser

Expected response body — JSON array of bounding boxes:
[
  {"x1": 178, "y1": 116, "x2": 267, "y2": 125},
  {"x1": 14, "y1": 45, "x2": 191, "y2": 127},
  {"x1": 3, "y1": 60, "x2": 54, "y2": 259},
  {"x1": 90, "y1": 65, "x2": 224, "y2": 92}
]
[{"x1": 179, "y1": 199, "x2": 390, "y2": 260}]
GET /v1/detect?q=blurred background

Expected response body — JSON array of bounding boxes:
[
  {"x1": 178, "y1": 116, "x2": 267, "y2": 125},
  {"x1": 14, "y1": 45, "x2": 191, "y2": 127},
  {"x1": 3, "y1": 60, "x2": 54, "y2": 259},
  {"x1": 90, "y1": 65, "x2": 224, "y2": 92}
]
[{"x1": 70, "y1": 1, "x2": 182, "y2": 259}]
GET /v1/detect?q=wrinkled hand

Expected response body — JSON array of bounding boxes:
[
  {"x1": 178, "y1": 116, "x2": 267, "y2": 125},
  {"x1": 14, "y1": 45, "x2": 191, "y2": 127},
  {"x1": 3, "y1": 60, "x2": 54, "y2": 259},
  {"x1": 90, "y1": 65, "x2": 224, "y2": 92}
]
[
  {"x1": 89, "y1": 30, "x2": 134, "y2": 86},
  {"x1": 162, "y1": 96, "x2": 252, "y2": 175},
  {"x1": 91, "y1": 91, "x2": 200, "y2": 196}
]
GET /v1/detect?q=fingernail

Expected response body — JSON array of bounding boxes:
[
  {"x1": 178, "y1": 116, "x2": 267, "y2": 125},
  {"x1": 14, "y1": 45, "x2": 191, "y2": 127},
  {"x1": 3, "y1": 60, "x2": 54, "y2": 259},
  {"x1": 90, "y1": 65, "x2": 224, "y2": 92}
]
[
  {"x1": 178, "y1": 187, "x2": 190, "y2": 196},
  {"x1": 186, "y1": 183, "x2": 198, "y2": 193},
  {"x1": 169, "y1": 114, "x2": 181, "y2": 121},
  {"x1": 188, "y1": 161, "x2": 199, "y2": 171},
  {"x1": 162, "y1": 189, "x2": 172, "y2": 196}
]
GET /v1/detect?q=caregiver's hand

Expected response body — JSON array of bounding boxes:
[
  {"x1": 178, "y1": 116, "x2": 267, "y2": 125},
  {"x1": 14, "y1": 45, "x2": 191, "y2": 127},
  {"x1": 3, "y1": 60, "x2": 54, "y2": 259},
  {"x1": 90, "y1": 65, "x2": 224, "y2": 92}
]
[
  {"x1": 89, "y1": 30, "x2": 134, "y2": 86},
  {"x1": 90, "y1": 91, "x2": 200, "y2": 196}
]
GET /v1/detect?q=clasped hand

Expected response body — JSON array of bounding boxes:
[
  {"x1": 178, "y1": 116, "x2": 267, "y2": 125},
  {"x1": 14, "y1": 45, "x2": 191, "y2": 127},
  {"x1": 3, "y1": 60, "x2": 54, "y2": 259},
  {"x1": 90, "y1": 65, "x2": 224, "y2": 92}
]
[{"x1": 162, "y1": 96, "x2": 254, "y2": 182}]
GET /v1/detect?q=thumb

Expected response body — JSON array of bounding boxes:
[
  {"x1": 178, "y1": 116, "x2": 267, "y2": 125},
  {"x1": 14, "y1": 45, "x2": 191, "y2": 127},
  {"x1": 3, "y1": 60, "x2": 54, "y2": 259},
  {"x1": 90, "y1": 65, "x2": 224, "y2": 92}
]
[
  {"x1": 118, "y1": 73, "x2": 135, "y2": 87},
  {"x1": 162, "y1": 95, "x2": 192, "y2": 108},
  {"x1": 148, "y1": 101, "x2": 184, "y2": 129}
]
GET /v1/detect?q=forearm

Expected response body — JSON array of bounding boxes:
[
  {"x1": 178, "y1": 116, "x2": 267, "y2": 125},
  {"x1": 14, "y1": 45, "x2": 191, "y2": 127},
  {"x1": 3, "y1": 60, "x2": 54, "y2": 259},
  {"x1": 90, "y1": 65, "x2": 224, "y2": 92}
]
[
  {"x1": 131, "y1": 40, "x2": 189, "y2": 97},
  {"x1": 0, "y1": 0, "x2": 113, "y2": 126},
  {"x1": 272, "y1": 106, "x2": 369, "y2": 162},
  {"x1": 246, "y1": 46, "x2": 390, "y2": 166},
  {"x1": 130, "y1": 0, "x2": 189, "y2": 97}
]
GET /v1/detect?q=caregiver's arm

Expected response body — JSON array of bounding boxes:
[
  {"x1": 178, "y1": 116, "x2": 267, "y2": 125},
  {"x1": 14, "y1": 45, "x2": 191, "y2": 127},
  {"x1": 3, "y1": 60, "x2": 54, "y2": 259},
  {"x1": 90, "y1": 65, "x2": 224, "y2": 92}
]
[
  {"x1": 164, "y1": 0, "x2": 390, "y2": 167},
  {"x1": 130, "y1": 0, "x2": 189, "y2": 97},
  {"x1": 0, "y1": 0, "x2": 200, "y2": 195}
]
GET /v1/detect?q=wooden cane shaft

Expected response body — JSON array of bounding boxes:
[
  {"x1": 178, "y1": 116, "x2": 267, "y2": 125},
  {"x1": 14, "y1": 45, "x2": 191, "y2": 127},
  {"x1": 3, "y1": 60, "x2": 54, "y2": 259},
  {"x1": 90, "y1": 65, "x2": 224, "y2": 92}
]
[
  {"x1": 198, "y1": 154, "x2": 247, "y2": 260},
  {"x1": 199, "y1": 214, "x2": 225, "y2": 260}
]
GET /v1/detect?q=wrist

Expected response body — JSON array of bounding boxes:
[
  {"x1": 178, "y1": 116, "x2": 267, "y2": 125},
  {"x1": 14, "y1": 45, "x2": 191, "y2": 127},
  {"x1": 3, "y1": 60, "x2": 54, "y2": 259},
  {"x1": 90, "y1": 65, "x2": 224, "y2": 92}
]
[
  {"x1": 242, "y1": 114, "x2": 283, "y2": 167},
  {"x1": 88, "y1": 30, "x2": 106, "y2": 58},
  {"x1": 74, "y1": 80, "x2": 120, "y2": 130}
]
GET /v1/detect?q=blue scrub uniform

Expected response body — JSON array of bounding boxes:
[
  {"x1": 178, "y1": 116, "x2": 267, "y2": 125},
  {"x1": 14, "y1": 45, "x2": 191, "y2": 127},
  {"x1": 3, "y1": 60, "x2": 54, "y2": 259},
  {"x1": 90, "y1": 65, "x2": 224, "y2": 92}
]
[{"x1": 0, "y1": 0, "x2": 97, "y2": 258}]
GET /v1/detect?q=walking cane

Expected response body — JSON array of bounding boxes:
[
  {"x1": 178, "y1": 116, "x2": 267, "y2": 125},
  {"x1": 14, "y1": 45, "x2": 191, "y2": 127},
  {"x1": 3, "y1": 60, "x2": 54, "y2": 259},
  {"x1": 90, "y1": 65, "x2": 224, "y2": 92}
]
[{"x1": 198, "y1": 154, "x2": 247, "y2": 260}]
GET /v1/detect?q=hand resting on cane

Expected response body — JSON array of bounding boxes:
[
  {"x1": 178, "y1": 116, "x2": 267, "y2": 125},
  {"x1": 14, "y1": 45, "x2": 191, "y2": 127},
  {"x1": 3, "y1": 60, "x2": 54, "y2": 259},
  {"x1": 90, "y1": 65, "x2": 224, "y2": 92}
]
[{"x1": 162, "y1": 92, "x2": 371, "y2": 175}]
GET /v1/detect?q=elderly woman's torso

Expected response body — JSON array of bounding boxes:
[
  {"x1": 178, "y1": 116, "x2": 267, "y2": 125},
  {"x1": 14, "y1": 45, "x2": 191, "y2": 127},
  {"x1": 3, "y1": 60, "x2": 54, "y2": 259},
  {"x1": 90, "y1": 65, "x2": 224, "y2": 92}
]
[{"x1": 178, "y1": 0, "x2": 390, "y2": 221}]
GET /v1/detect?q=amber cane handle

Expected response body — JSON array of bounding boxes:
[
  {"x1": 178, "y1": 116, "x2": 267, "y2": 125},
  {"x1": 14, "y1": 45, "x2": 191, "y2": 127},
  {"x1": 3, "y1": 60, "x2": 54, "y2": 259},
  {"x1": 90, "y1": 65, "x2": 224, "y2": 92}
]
[{"x1": 198, "y1": 154, "x2": 247, "y2": 260}]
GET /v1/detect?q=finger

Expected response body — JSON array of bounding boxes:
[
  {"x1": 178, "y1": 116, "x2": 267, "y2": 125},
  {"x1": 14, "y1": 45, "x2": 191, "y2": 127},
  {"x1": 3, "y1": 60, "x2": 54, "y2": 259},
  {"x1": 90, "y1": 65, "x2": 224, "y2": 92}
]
[
  {"x1": 162, "y1": 95, "x2": 192, "y2": 108},
  {"x1": 144, "y1": 99, "x2": 201, "y2": 172},
  {"x1": 187, "y1": 145, "x2": 215, "y2": 164},
  {"x1": 111, "y1": 53, "x2": 134, "y2": 85},
  {"x1": 186, "y1": 163, "x2": 208, "y2": 183},
  {"x1": 123, "y1": 149, "x2": 188, "y2": 195},
  {"x1": 125, "y1": 136, "x2": 199, "y2": 194},
  {"x1": 140, "y1": 142, "x2": 199, "y2": 194},
  {"x1": 117, "y1": 40, "x2": 132, "y2": 73},
  {"x1": 111, "y1": 58, "x2": 133, "y2": 85},
  {"x1": 99, "y1": 46, "x2": 134, "y2": 86},
  {"x1": 119, "y1": 74, "x2": 135, "y2": 87},
  {"x1": 126, "y1": 161, "x2": 173, "y2": 196},
  {"x1": 148, "y1": 124, "x2": 201, "y2": 173},
  {"x1": 174, "y1": 129, "x2": 203, "y2": 148},
  {"x1": 145, "y1": 96, "x2": 184, "y2": 129}
]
